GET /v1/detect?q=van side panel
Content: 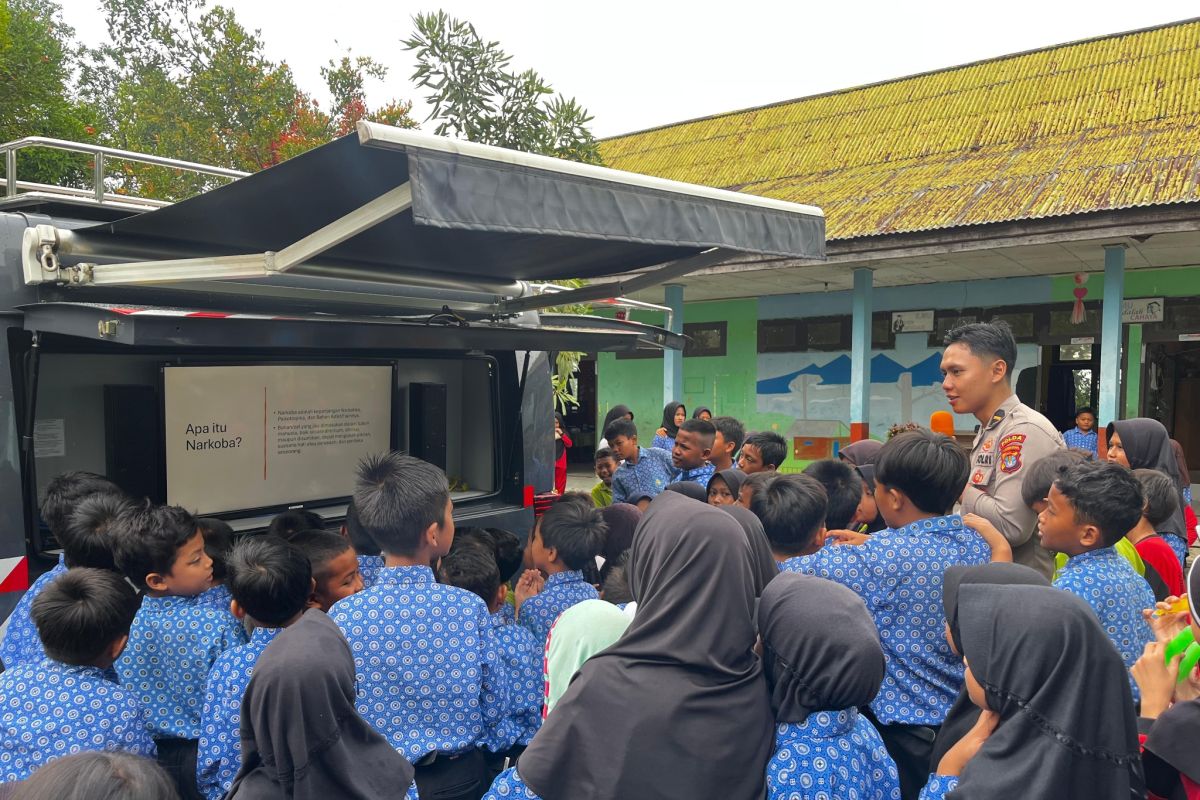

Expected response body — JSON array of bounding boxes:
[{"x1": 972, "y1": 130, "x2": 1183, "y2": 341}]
[{"x1": 521, "y1": 351, "x2": 554, "y2": 495}]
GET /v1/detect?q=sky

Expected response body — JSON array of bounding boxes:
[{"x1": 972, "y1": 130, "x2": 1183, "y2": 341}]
[{"x1": 56, "y1": 0, "x2": 1200, "y2": 139}]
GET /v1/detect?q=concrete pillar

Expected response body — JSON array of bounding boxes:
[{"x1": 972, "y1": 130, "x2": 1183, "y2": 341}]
[
  {"x1": 1124, "y1": 323, "x2": 1142, "y2": 418},
  {"x1": 664, "y1": 284, "x2": 684, "y2": 406},
  {"x1": 1099, "y1": 245, "x2": 1126, "y2": 427},
  {"x1": 850, "y1": 268, "x2": 873, "y2": 441}
]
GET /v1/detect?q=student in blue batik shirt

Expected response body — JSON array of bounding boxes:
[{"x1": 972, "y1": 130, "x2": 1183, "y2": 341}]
[
  {"x1": 0, "y1": 568, "x2": 155, "y2": 784},
  {"x1": 746, "y1": 473, "x2": 828, "y2": 571},
  {"x1": 670, "y1": 418, "x2": 717, "y2": 487},
  {"x1": 195, "y1": 517, "x2": 235, "y2": 613},
  {"x1": 283, "y1": 530, "x2": 364, "y2": 612},
  {"x1": 605, "y1": 419, "x2": 675, "y2": 504},
  {"x1": 439, "y1": 539, "x2": 542, "y2": 777},
  {"x1": 112, "y1": 501, "x2": 248, "y2": 800},
  {"x1": 515, "y1": 496, "x2": 605, "y2": 650},
  {"x1": 196, "y1": 536, "x2": 313, "y2": 800},
  {"x1": 650, "y1": 401, "x2": 686, "y2": 451},
  {"x1": 342, "y1": 499, "x2": 385, "y2": 589},
  {"x1": 0, "y1": 471, "x2": 122, "y2": 670},
  {"x1": 786, "y1": 430, "x2": 990, "y2": 800},
  {"x1": 329, "y1": 452, "x2": 507, "y2": 800},
  {"x1": 1037, "y1": 459, "x2": 1155, "y2": 700},
  {"x1": 1060, "y1": 407, "x2": 1099, "y2": 456},
  {"x1": 758, "y1": 572, "x2": 901, "y2": 800}
]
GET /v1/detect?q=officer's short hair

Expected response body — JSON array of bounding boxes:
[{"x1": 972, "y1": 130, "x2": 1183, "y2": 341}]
[{"x1": 945, "y1": 320, "x2": 1018, "y2": 382}]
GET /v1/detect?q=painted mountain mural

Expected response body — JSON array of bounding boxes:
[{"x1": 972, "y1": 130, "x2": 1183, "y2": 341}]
[{"x1": 757, "y1": 353, "x2": 943, "y2": 395}]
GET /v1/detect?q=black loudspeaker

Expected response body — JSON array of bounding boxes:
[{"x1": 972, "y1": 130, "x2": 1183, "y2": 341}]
[
  {"x1": 104, "y1": 384, "x2": 162, "y2": 502},
  {"x1": 409, "y1": 383, "x2": 448, "y2": 470}
]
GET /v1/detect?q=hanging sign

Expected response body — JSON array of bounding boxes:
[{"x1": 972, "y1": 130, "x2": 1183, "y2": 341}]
[{"x1": 1122, "y1": 298, "x2": 1164, "y2": 323}]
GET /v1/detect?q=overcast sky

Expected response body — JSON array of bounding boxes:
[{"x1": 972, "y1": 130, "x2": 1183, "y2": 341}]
[{"x1": 56, "y1": 0, "x2": 1199, "y2": 138}]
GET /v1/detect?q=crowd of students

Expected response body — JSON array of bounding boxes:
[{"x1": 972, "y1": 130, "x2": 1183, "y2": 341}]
[{"x1": 0, "y1": 322, "x2": 1198, "y2": 800}]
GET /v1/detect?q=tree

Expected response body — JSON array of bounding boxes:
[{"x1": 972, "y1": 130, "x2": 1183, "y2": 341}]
[{"x1": 0, "y1": 0, "x2": 96, "y2": 187}]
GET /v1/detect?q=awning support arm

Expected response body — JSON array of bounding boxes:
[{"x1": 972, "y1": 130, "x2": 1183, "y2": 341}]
[{"x1": 272, "y1": 183, "x2": 413, "y2": 272}]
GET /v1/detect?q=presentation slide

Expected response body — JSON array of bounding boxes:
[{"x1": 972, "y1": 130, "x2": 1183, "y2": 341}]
[{"x1": 164, "y1": 364, "x2": 393, "y2": 514}]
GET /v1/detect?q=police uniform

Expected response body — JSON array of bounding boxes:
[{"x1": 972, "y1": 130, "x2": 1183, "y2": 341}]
[{"x1": 961, "y1": 393, "x2": 1065, "y2": 579}]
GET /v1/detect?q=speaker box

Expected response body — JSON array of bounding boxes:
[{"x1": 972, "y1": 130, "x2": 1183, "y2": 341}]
[
  {"x1": 104, "y1": 384, "x2": 162, "y2": 503},
  {"x1": 409, "y1": 382, "x2": 447, "y2": 470}
]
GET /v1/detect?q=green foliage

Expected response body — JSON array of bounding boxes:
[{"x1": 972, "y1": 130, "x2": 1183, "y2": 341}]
[{"x1": 403, "y1": 11, "x2": 602, "y2": 165}]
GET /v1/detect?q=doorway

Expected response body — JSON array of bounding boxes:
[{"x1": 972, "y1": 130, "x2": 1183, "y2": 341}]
[
  {"x1": 1042, "y1": 343, "x2": 1099, "y2": 432},
  {"x1": 1145, "y1": 342, "x2": 1200, "y2": 483},
  {"x1": 560, "y1": 356, "x2": 598, "y2": 463}
]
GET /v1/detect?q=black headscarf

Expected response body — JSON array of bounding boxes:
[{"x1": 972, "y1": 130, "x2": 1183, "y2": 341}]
[
  {"x1": 660, "y1": 401, "x2": 685, "y2": 438},
  {"x1": 601, "y1": 405, "x2": 633, "y2": 440},
  {"x1": 839, "y1": 439, "x2": 883, "y2": 468},
  {"x1": 692, "y1": 406, "x2": 712, "y2": 419},
  {"x1": 227, "y1": 609, "x2": 416, "y2": 800},
  {"x1": 1109, "y1": 418, "x2": 1188, "y2": 538},
  {"x1": 664, "y1": 481, "x2": 708, "y2": 502},
  {"x1": 709, "y1": 467, "x2": 746, "y2": 501},
  {"x1": 598, "y1": 503, "x2": 641, "y2": 571},
  {"x1": 944, "y1": 584, "x2": 1142, "y2": 800},
  {"x1": 721, "y1": 503, "x2": 781, "y2": 596},
  {"x1": 930, "y1": 563, "x2": 1049, "y2": 769},
  {"x1": 517, "y1": 491, "x2": 773, "y2": 800},
  {"x1": 758, "y1": 572, "x2": 884, "y2": 722}
]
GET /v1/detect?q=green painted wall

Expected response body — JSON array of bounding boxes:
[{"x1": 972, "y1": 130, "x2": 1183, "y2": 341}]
[{"x1": 1050, "y1": 265, "x2": 1200, "y2": 302}]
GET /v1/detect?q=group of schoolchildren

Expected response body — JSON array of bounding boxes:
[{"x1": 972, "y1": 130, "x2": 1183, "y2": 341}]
[{"x1": 1, "y1": 405, "x2": 1198, "y2": 799}]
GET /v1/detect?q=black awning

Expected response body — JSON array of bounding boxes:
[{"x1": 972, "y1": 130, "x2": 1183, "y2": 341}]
[
  {"x1": 68, "y1": 123, "x2": 824, "y2": 285},
  {"x1": 18, "y1": 302, "x2": 677, "y2": 353}
]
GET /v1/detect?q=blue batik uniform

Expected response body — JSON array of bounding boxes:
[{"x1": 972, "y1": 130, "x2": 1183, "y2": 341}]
[
  {"x1": 1053, "y1": 547, "x2": 1154, "y2": 701},
  {"x1": 673, "y1": 462, "x2": 715, "y2": 488},
  {"x1": 329, "y1": 565, "x2": 507, "y2": 762},
  {"x1": 0, "y1": 555, "x2": 67, "y2": 670},
  {"x1": 790, "y1": 515, "x2": 990, "y2": 725},
  {"x1": 778, "y1": 557, "x2": 806, "y2": 574},
  {"x1": 196, "y1": 583, "x2": 233, "y2": 613},
  {"x1": 357, "y1": 554, "x2": 385, "y2": 589},
  {"x1": 917, "y1": 775, "x2": 959, "y2": 799},
  {"x1": 1061, "y1": 427, "x2": 1099, "y2": 456},
  {"x1": 610, "y1": 447, "x2": 675, "y2": 504},
  {"x1": 481, "y1": 609, "x2": 543, "y2": 753},
  {"x1": 0, "y1": 658, "x2": 156, "y2": 783},
  {"x1": 518, "y1": 570, "x2": 599, "y2": 650},
  {"x1": 650, "y1": 433, "x2": 675, "y2": 452},
  {"x1": 484, "y1": 768, "x2": 541, "y2": 799},
  {"x1": 766, "y1": 710, "x2": 901, "y2": 800},
  {"x1": 115, "y1": 593, "x2": 248, "y2": 740},
  {"x1": 196, "y1": 626, "x2": 282, "y2": 800}
]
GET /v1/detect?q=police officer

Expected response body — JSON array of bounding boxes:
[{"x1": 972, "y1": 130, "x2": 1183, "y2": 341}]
[{"x1": 941, "y1": 320, "x2": 1064, "y2": 578}]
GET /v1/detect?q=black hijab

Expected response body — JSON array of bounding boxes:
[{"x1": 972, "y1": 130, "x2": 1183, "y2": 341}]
[
  {"x1": 227, "y1": 609, "x2": 416, "y2": 800},
  {"x1": 709, "y1": 467, "x2": 746, "y2": 500},
  {"x1": 517, "y1": 491, "x2": 774, "y2": 800},
  {"x1": 598, "y1": 503, "x2": 641, "y2": 568},
  {"x1": 945, "y1": 584, "x2": 1142, "y2": 800},
  {"x1": 839, "y1": 439, "x2": 883, "y2": 468},
  {"x1": 660, "y1": 401, "x2": 685, "y2": 437},
  {"x1": 758, "y1": 572, "x2": 884, "y2": 722},
  {"x1": 664, "y1": 481, "x2": 708, "y2": 502},
  {"x1": 721, "y1": 503, "x2": 781, "y2": 596},
  {"x1": 601, "y1": 405, "x2": 633, "y2": 440},
  {"x1": 1109, "y1": 418, "x2": 1188, "y2": 538},
  {"x1": 692, "y1": 406, "x2": 712, "y2": 419},
  {"x1": 930, "y1": 563, "x2": 1050, "y2": 769},
  {"x1": 1141, "y1": 559, "x2": 1200, "y2": 790}
]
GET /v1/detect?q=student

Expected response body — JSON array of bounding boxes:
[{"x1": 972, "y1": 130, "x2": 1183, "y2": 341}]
[
  {"x1": 1038, "y1": 460, "x2": 1155, "y2": 699},
  {"x1": 628, "y1": 492, "x2": 653, "y2": 512},
  {"x1": 670, "y1": 418, "x2": 716, "y2": 486},
  {"x1": 747, "y1": 473, "x2": 828, "y2": 570},
  {"x1": 516, "y1": 499, "x2": 604, "y2": 649},
  {"x1": 437, "y1": 543, "x2": 542, "y2": 774},
  {"x1": 111, "y1": 502, "x2": 248, "y2": 800},
  {"x1": 591, "y1": 447, "x2": 617, "y2": 507},
  {"x1": 803, "y1": 459, "x2": 865, "y2": 532},
  {"x1": 265, "y1": 509, "x2": 324, "y2": 540},
  {"x1": 62, "y1": 491, "x2": 130, "y2": 573},
  {"x1": 342, "y1": 500, "x2": 384, "y2": 590},
  {"x1": 664, "y1": 481, "x2": 708, "y2": 502},
  {"x1": 707, "y1": 467, "x2": 746, "y2": 506},
  {"x1": 737, "y1": 469, "x2": 778, "y2": 509},
  {"x1": 1130, "y1": 469, "x2": 1186, "y2": 598},
  {"x1": 737, "y1": 431, "x2": 788, "y2": 474},
  {"x1": 1108, "y1": 417, "x2": 1191, "y2": 568},
  {"x1": 692, "y1": 406, "x2": 713, "y2": 420},
  {"x1": 1170, "y1": 439, "x2": 1199, "y2": 547},
  {"x1": 485, "y1": 492, "x2": 775, "y2": 800},
  {"x1": 9, "y1": 752, "x2": 178, "y2": 800},
  {"x1": 195, "y1": 518, "x2": 234, "y2": 612},
  {"x1": 328, "y1": 453, "x2": 505, "y2": 800},
  {"x1": 786, "y1": 430, "x2": 990, "y2": 799},
  {"x1": 596, "y1": 405, "x2": 633, "y2": 451},
  {"x1": 758, "y1": 573, "x2": 901, "y2": 800},
  {"x1": 553, "y1": 412, "x2": 572, "y2": 495},
  {"x1": 599, "y1": 555, "x2": 633, "y2": 606},
  {"x1": 542, "y1": 600, "x2": 631, "y2": 716},
  {"x1": 195, "y1": 536, "x2": 312, "y2": 800},
  {"x1": 597, "y1": 504, "x2": 640, "y2": 585},
  {"x1": 709, "y1": 416, "x2": 745, "y2": 472},
  {"x1": 1061, "y1": 406, "x2": 1099, "y2": 456},
  {"x1": 0, "y1": 569, "x2": 154, "y2": 784},
  {"x1": 651, "y1": 401, "x2": 686, "y2": 451},
  {"x1": 840, "y1": 440, "x2": 887, "y2": 532},
  {"x1": 917, "y1": 584, "x2": 1141, "y2": 800},
  {"x1": 226, "y1": 608, "x2": 419, "y2": 800},
  {"x1": 0, "y1": 472, "x2": 121, "y2": 669},
  {"x1": 283, "y1": 530, "x2": 363, "y2": 612},
  {"x1": 605, "y1": 419, "x2": 675, "y2": 504},
  {"x1": 720, "y1": 504, "x2": 783, "y2": 596}
]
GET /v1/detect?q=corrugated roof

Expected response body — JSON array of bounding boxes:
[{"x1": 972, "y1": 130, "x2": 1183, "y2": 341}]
[{"x1": 600, "y1": 19, "x2": 1200, "y2": 241}]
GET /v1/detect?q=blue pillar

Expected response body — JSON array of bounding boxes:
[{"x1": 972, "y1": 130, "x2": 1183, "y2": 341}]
[
  {"x1": 850, "y1": 268, "x2": 872, "y2": 441},
  {"x1": 1099, "y1": 245, "x2": 1126, "y2": 427},
  {"x1": 664, "y1": 284, "x2": 684, "y2": 406}
]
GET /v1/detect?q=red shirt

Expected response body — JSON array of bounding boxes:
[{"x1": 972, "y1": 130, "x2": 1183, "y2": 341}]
[{"x1": 1135, "y1": 534, "x2": 1185, "y2": 597}]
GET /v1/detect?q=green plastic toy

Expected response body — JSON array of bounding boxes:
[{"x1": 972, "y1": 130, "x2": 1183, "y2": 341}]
[{"x1": 1164, "y1": 627, "x2": 1200, "y2": 682}]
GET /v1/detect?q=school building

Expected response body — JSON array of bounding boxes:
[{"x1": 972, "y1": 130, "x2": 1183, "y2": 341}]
[{"x1": 577, "y1": 18, "x2": 1200, "y2": 477}]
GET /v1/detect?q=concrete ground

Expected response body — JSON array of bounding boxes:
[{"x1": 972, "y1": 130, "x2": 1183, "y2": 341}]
[{"x1": 565, "y1": 464, "x2": 599, "y2": 495}]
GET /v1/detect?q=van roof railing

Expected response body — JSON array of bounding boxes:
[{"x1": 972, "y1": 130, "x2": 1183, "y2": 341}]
[{"x1": 1, "y1": 136, "x2": 247, "y2": 210}]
